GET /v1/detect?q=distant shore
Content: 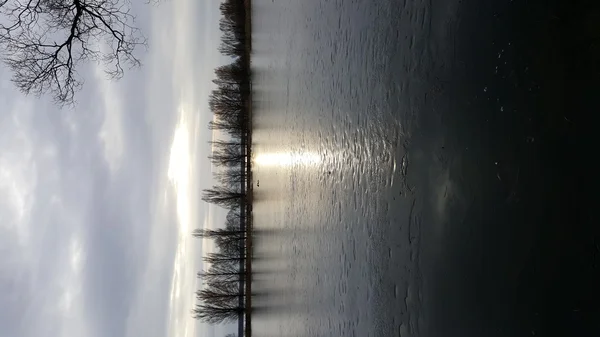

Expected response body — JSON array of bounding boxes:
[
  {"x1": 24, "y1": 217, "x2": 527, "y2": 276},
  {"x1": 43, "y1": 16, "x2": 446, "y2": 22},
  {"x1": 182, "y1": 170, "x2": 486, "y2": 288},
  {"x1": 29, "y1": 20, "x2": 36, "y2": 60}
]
[
  {"x1": 192, "y1": 0, "x2": 255, "y2": 333},
  {"x1": 243, "y1": 0, "x2": 253, "y2": 336}
]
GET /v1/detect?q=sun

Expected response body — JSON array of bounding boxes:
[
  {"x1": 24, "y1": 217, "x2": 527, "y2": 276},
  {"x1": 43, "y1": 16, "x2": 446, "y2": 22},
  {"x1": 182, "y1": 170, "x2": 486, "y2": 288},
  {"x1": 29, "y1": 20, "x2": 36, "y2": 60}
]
[
  {"x1": 165, "y1": 111, "x2": 197, "y2": 337},
  {"x1": 168, "y1": 118, "x2": 190, "y2": 186},
  {"x1": 168, "y1": 115, "x2": 191, "y2": 233}
]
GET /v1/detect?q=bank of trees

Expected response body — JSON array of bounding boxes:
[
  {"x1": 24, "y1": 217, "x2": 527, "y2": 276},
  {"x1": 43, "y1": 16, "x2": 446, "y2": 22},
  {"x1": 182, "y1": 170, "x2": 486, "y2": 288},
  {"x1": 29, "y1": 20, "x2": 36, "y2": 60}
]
[{"x1": 193, "y1": 0, "x2": 251, "y2": 329}]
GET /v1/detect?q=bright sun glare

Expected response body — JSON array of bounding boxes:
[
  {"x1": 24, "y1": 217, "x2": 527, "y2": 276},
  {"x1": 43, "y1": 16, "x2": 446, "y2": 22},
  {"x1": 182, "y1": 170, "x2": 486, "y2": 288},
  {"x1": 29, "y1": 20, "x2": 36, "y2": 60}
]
[
  {"x1": 166, "y1": 110, "x2": 196, "y2": 337},
  {"x1": 254, "y1": 151, "x2": 322, "y2": 167},
  {"x1": 168, "y1": 116, "x2": 191, "y2": 234}
]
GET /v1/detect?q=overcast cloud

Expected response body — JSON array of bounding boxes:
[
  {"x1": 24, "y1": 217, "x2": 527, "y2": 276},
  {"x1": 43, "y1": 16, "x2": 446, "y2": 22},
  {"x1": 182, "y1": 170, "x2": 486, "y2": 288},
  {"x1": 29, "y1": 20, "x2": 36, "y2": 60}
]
[{"x1": 0, "y1": 1, "x2": 222, "y2": 337}]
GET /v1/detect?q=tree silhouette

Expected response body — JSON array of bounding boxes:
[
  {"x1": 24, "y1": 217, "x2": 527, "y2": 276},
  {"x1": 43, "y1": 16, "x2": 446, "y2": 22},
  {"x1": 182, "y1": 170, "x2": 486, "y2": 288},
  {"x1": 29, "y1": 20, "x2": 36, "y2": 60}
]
[
  {"x1": 225, "y1": 207, "x2": 242, "y2": 225},
  {"x1": 202, "y1": 186, "x2": 246, "y2": 208},
  {"x1": 209, "y1": 142, "x2": 247, "y2": 167},
  {"x1": 194, "y1": 0, "x2": 252, "y2": 326},
  {"x1": 214, "y1": 60, "x2": 247, "y2": 87},
  {"x1": 192, "y1": 304, "x2": 244, "y2": 324},
  {"x1": 196, "y1": 287, "x2": 240, "y2": 307},
  {"x1": 198, "y1": 258, "x2": 245, "y2": 284},
  {"x1": 209, "y1": 87, "x2": 245, "y2": 114},
  {"x1": 208, "y1": 120, "x2": 244, "y2": 139},
  {"x1": 0, "y1": 0, "x2": 147, "y2": 105},
  {"x1": 192, "y1": 228, "x2": 245, "y2": 242},
  {"x1": 214, "y1": 167, "x2": 245, "y2": 187},
  {"x1": 198, "y1": 270, "x2": 246, "y2": 284},
  {"x1": 204, "y1": 252, "x2": 246, "y2": 264}
]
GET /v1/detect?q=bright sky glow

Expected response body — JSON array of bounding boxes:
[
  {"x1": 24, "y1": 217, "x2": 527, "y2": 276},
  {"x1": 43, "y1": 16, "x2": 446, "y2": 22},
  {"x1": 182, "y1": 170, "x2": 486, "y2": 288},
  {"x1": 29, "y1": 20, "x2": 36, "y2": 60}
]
[
  {"x1": 168, "y1": 111, "x2": 192, "y2": 234},
  {"x1": 166, "y1": 104, "x2": 199, "y2": 337}
]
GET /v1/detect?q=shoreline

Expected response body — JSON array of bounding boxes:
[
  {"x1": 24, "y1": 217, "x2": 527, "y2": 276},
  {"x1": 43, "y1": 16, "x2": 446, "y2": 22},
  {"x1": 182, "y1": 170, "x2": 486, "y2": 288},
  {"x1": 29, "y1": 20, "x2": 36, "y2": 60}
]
[{"x1": 243, "y1": 0, "x2": 253, "y2": 335}]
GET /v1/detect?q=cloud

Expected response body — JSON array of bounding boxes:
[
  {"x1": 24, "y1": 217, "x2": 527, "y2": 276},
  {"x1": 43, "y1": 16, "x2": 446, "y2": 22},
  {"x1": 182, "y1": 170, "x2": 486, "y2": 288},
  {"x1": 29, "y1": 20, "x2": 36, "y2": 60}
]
[
  {"x1": 0, "y1": 49, "x2": 162, "y2": 337},
  {"x1": 94, "y1": 63, "x2": 125, "y2": 172},
  {"x1": 54, "y1": 233, "x2": 89, "y2": 337},
  {"x1": 0, "y1": 80, "x2": 96, "y2": 337},
  {"x1": 0, "y1": 94, "x2": 38, "y2": 337},
  {"x1": 0, "y1": 0, "x2": 222, "y2": 337}
]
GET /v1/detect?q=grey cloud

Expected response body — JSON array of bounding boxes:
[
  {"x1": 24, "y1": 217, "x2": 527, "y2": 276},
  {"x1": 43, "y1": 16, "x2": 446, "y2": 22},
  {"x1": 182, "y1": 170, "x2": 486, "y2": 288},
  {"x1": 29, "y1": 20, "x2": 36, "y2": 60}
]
[{"x1": 0, "y1": 57, "x2": 177, "y2": 337}]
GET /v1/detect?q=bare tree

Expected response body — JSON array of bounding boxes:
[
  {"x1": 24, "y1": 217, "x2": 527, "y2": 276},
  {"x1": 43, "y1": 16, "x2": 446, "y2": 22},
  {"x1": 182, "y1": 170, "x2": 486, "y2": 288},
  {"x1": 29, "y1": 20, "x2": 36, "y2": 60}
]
[
  {"x1": 209, "y1": 142, "x2": 247, "y2": 167},
  {"x1": 209, "y1": 140, "x2": 243, "y2": 147},
  {"x1": 198, "y1": 223, "x2": 246, "y2": 263},
  {"x1": 0, "y1": 0, "x2": 147, "y2": 105},
  {"x1": 204, "y1": 252, "x2": 246, "y2": 264},
  {"x1": 198, "y1": 272, "x2": 246, "y2": 285},
  {"x1": 192, "y1": 228, "x2": 245, "y2": 240},
  {"x1": 198, "y1": 269, "x2": 246, "y2": 284},
  {"x1": 196, "y1": 287, "x2": 241, "y2": 307},
  {"x1": 208, "y1": 120, "x2": 244, "y2": 139},
  {"x1": 209, "y1": 87, "x2": 245, "y2": 113},
  {"x1": 198, "y1": 258, "x2": 243, "y2": 281},
  {"x1": 219, "y1": 0, "x2": 245, "y2": 42},
  {"x1": 207, "y1": 258, "x2": 240, "y2": 274},
  {"x1": 214, "y1": 169, "x2": 245, "y2": 187},
  {"x1": 194, "y1": 0, "x2": 253, "y2": 326},
  {"x1": 192, "y1": 304, "x2": 244, "y2": 324},
  {"x1": 202, "y1": 186, "x2": 246, "y2": 208},
  {"x1": 216, "y1": 238, "x2": 243, "y2": 257},
  {"x1": 225, "y1": 207, "x2": 241, "y2": 225},
  {"x1": 214, "y1": 60, "x2": 247, "y2": 86}
]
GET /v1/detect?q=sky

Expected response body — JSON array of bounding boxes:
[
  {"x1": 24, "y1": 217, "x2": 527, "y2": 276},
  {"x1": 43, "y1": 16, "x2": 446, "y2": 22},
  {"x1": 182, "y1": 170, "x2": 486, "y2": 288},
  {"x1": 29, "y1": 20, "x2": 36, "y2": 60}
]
[{"x1": 0, "y1": 1, "x2": 229, "y2": 337}]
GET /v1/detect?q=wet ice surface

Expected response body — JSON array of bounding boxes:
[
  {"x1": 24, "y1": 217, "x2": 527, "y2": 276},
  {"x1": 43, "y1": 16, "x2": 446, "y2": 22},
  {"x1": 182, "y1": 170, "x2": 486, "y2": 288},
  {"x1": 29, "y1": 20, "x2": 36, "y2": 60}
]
[{"x1": 249, "y1": 0, "x2": 600, "y2": 336}]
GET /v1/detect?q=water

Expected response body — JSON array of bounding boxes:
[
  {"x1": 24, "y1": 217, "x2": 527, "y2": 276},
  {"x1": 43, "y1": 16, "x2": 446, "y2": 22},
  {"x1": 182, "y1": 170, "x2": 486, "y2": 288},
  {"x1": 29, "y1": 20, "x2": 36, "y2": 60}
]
[{"x1": 250, "y1": 0, "x2": 600, "y2": 336}]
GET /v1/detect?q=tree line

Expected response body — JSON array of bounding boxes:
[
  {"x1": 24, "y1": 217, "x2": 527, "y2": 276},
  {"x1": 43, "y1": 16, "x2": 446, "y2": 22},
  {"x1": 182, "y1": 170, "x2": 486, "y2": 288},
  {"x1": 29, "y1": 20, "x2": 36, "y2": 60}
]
[{"x1": 192, "y1": 0, "x2": 251, "y2": 329}]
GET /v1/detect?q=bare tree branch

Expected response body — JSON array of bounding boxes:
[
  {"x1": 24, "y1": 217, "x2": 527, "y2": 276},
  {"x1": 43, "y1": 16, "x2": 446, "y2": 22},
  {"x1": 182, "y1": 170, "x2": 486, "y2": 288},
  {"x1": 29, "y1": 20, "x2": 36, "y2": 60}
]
[{"x1": 0, "y1": 0, "x2": 147, "y2": 106}]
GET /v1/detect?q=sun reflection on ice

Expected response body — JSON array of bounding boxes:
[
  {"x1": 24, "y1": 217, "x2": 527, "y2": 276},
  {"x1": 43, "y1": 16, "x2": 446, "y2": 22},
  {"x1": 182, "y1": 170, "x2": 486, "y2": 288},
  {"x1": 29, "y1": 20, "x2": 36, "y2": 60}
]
[{"x1": 254, "y1": 151, "x2": 322, "y2": 167}]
